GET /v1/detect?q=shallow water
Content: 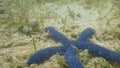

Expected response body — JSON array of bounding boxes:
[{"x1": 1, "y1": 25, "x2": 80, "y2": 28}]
[{"x1": 0, "y1": 0, "x2": 120, "y2": 68}]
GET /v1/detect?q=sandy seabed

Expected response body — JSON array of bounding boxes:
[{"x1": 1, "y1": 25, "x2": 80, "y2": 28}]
[{"x1": 0, "y1": 0, "x2": 120, "y2": 68}]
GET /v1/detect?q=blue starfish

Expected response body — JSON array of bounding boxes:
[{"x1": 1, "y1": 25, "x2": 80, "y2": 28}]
[
  {"x1": 27, "y1": 26, "x2": 120, "y2": 68},
  {"x1": 44, "y1": 26, "x2": 70, "y2": 45},
  {"x1": 65, "y1": 45, "x2": 84, "y2": 68},
  {"x1": 27, "y1": 27, "x2": 93, "y2": 68},
  {"x1": 45, "y1": 26, "x2": 120, "y2": 64}
]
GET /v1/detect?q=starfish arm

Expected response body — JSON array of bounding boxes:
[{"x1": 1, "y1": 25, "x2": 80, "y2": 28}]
[
  {"x1": 72, "y1": 41, "x2": 87, "y2": 50},
  {"x1": 27, "y1": 45, "x2": 67, "y2": 65},
  {"x1": 44, "y1": 26, "x2": 70, "y2": 44},
  {"x1": 81, "y1": 42, "x2": 120, "y2": 64},
  {"x1": 64, "y1": 45, "x2": 84, "y2": 68},
  {"x1": 76, "y1": 28, "x2": 95, "y2": 42},
  {"x1": 72, "y1": 28, "x2": 95, "y2": 50}
]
